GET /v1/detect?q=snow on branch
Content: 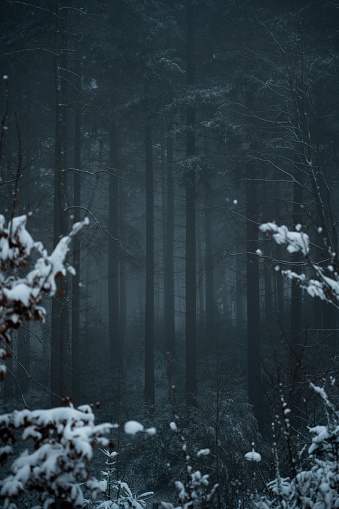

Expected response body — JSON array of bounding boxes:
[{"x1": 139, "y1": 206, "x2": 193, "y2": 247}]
[
  {"x1": 260, "y1": 222, "x2": 339, "y2": 309},
  {"x1": 0, "y1": 214, "x2": 89, "y2": 378},
  {"x1": 260, "y1": 222, "x2": 310, "y2": 256}
]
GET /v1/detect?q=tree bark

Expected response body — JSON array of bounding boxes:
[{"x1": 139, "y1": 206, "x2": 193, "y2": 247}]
[
  {"x1": 185, "y1": 0, "x2": 197, "y2": 408},
  {"x1": 205, "y1": 185, "x2": 215, "y2": 350},
  {"x1": 108, "y1": 125, "x2": 121, "y2": 369},
  {"x1": 71, "y1": 35, "x2": 81, "y2": 404},
  {"x1": 246, "y1": 175, "x2": 262, "y2": 429},
  {"x1": 144, "y1": 80, "x2": 155, "y2": 411},
  {"x1": 119, "y1": 178, "x2": 127, "y2": 346},
  {"x1": 290, "y1": 164, "x2": 304, "y2": 378},
  {"x1": 164, "y1": 128, "x2": 176, "y2": 359},
  {"x1": 51, "y1": 0, "x2": 69, "y2": 405}
]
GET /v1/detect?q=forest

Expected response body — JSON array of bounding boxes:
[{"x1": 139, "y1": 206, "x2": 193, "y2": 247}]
[{"x1": 1, "y1": 0, "x2": 339, "y2": 508}]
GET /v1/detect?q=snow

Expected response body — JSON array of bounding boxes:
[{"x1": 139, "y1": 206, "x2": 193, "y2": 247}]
[
  {"x1": 197, "y1": 448, "x2": 210, "y2": 457},
  {"x1": 3, "y1": 283, "x2": 34, "y2": 307},
  {"x1": 145, "y1": 427, "x2": 156, "y2": 435},
  {"x1": 244, "y1": 451, "x2": 261, "y2": 462},
  {"x1": 124, "y1": 420, "x2": 144, "y2": 434},
  {"x1": 170, "y1": 421, "x2": 177, "y2": 432},
  {"x1": 260, "y1": 222, "x2": 309, "y2": 255}
]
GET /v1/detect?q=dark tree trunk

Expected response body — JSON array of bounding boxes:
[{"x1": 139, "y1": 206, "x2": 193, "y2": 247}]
[
  {"x1": 197, "y1": 211, "x2": 204, "y2": 323},
  {"x1": 119, "y1": 178, "x2": 127, "y2": 346},
  {"x1": 108, "y1": 125, "x2": 121, "y2": 369},
  {"x1": 205, "y1": 187, "x2": 215, "y2": 349},
  {"x1": 185, "y1": 0, "x2": 197, "y2": 408},
  {"x1": 236, "y1": 247, "x2": 245, "y2": 338},
  {"x1": 51, "y1": 0, "x2": 69, "y2": 406},
  {"x1": 71, "y1": 36, "x2": 81, "y2": 404},
  {"x1": 17, "y1": 147, "x2": 31, "y2": 393},
  {"x1": 264, "y1": 264, "x2": 273, "y2": 328},
  {"x1": 246, "y1": 175, "x2": 262, "y2": 429},
  {"x1": 164, "y1": 128, "x2": 176, "y2": 359},
  {"x1": 17, "y1": 325, "x2": 30, "y2": 393},
  {"x1": 144, "y1": 80, "x2": 155, "y2": 411},
  {"x1": 274, "y1": 184, "x2": 284, "y2": 319},
  {"x1": 290, "y1": 170, "x2": 304, "y2": 377}
]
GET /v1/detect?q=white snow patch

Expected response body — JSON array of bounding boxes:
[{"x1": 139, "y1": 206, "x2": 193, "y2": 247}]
[
  {"x1": 197, "y1": 448, "x2": 210, "y2": 457},
  {"x1": 245, "y1": 451, "x2": 261, "y2": 462},
  {"x1": 124, "y1": 421, "x2": 144, "y2": 435}
]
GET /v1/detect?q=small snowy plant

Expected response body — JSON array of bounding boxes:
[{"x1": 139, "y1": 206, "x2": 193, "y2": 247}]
[
  {"x1": 162, "y1": 417, "x2": 218, "y2": 509},
  {"x1": 85, "y1": 448, "x2": 154, "y2": 509},
  {"x1": 0, "y1": 213, "x2": 114, "y2": 508}
]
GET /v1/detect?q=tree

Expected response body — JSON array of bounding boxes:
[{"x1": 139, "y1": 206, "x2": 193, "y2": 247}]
[
  {"x1": 185, "y1": 0, "x2": 197, "y2": 409},
  {"x1": 144, "y1": 79, "x2": 155, "y2": 411},
  {"x1": 51, "y1": 0, "x2": 70, "y2": 406},
  {"x1": 71, "y1": 32, "x2": 83, "y2": 405}
]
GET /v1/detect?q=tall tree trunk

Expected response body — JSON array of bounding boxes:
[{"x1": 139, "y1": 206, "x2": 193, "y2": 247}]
[
  {"x1": 197, "y1": 211, "x2": 204, "y2": 323},
  {"x1": 164, "y1": 128, "x2": 176, "y2": 359},
  {"x1": 109, "y1": 125, "x2": 121, "y2": 369},
  {"x1": 274, "y1": 185, "x2": 285, "y2": 319},
  {"x1": 51, "y1": 0, "x2": 69, "y2": 405},
  {"x1": 246, "y1": 175, "x2": 262, "y2": 429},
  {"x1": 119, "y1": 178, "x2": 127, "y2": 346},
  {"x1": 144, "y1": 80, "x2": 155, "y2": 411},
  {"x1": 185, "y1": 0, "x2": 197, "y2": 408},
  {"x1": 17, "y1": 326, "x2": 30, "y2": 393},
  {"x1": 236, "y1": 246, "x2": 245, "y2": 365},
  {"x1": 205, "y1": 186, "x2": 215, "y2": 350},
  {"x1": 71, "y1": 35, "x2": 81, "y2": 404},
  {"x1": 17, "y1": 141, "x2": 31, "y2": 393},
  {"x1": 290, "y1": 169, "x2": 304, "y2": 379}
]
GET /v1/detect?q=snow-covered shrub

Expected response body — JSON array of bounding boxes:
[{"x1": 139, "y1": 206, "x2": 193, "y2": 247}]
[
  {"x1": 0, "y1": 213, "x2": 114, "y2": 508},
  {"x1": 254, "y1": 384, "x2": 339, "y2": 509},
  {"x1": 257, "y1": 223, "x2": 339, "y2": 508},
  {"x1": 0, "y1": 405, "x2": 113, "y2": 509}
]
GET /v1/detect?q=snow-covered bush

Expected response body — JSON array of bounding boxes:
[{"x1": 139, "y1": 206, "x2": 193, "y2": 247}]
[
  {"x1": 0, "y1": 213, "x2": 115, "y2": 508},
  {"x1": 0, "y1": 405, "x2": 113, "y2": 509},
  {"x1": 256, "y1": 222, "x2": 339, "y2": 509},
  {"x1": 254, "y1": 384, "x2": 339, "y2": 509}
]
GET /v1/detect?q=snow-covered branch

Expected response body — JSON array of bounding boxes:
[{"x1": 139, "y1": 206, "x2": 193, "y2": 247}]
[
  {"x1": 260, "y1": 222, "x2": 339, "y2": 310},
  {"x1": 0, "y1": 212, "x2": 117, "y2": 508},
  {"x1": 0, "y1": 214, "x2": 89, "y2": 377}
]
